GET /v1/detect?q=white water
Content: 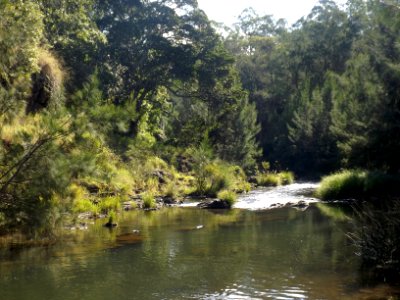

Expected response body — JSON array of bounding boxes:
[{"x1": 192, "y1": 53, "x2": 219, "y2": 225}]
[
  {"x1": 234, "y1": 182, "x2": 319, "y2": 210},
  {"x1": 181, "y1": 182, "x2": 320, "y2": 210}
]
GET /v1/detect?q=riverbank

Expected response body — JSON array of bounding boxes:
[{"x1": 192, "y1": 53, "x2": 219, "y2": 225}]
[{"x1": 0, "y1": 181, "x2": 317, "y2": 248}]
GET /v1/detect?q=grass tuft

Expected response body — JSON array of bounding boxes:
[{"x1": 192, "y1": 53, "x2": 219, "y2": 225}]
[
  {"x1": 217, "y1": 190, "x2": 237, "y2": 208},
  {"x1": 98, "y1": 196, "x2": 121, "y2": 214},
  {"x1": 142, "y1": 192, "x2": 156, "y2": 209},
  {"x1": 256, "y1": 171, "x2": 294, "y2": 187}
]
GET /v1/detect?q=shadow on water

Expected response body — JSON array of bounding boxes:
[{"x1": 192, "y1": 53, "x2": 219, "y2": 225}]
[
  {"x1": 350, "y1": 200, "x2": 400, "y2": 287},
  {"x1": 316, "y1": 200, "x2": 400, "y2": 298}
]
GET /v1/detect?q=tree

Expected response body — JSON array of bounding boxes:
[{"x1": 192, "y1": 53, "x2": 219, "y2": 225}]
[
  {"x1": 37, "y1": 0, "x2": 106, "y2": 90},
  {"x1": 330, "y1": 0, "x2": 400, "y2": 172},
  {"x1": 0, "y1": 0, "x2": 44, "y2": 116}
]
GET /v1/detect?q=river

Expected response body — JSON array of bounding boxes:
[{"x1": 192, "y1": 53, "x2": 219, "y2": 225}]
[{"x1": 0, "y1": 183, "x2": 398, "y2": 299}]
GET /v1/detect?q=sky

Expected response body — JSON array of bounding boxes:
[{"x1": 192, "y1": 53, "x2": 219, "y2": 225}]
[{"x1": 197, "y1": 0, "x2": 347, "y2": 27}]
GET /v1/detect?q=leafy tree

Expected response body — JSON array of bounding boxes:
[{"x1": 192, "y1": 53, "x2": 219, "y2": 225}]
[
  {"x1": 0, "y1": 0, "x2": 44, "y2": 116},
  {"x1": 37, "y1": 0, "x2": 106, "y2": 89}
]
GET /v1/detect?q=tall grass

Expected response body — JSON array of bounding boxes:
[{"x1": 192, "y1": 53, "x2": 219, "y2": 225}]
[
  {"x1": 316, "y1": 170, "x2": 400, "y2": 200},
  {"x1": 192, "y1": 161, "x2": 249, "y2": 197},
  {"x1": 72, "y1": 198, "x2": 99, "y2": 215},
  {"x1": 279, "y1": 171, "x2": 295, "y2": 185},
  {"x1": 98, "y1": 196, "x2": 121, "y2": 214},
  {"x1": 142, "y1": 192, "x2": 156, "y2": 209},
  {"x1": 316, "y1": 170, "x2": 365, "y2": 200},
  {"x1": 205, "y1": 163, "x2": 234, "y2": 196}
]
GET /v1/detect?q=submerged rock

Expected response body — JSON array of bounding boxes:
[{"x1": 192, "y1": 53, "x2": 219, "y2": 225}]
[
  {"x1": 292, "y1": 200, "x2": 308, "y2": 208},
  {"x1": 115, "y1": 233, "x2": 143, "y2": 246},
  {"x1": 282, "y1": 200, "x2": 310, "y2": 211}
]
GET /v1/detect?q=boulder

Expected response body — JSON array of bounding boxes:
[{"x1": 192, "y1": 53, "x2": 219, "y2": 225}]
[{"x1": 197, "y1": 199, "x2": 230, "y2": 209}]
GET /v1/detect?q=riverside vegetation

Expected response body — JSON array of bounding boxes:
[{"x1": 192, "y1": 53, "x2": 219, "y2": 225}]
[
  {"x1": 316, "y1": 170, "x2": 400, "y2": 201},
  {"x1": 1, "y1": 1, "x2": 400, "y2": 280}
]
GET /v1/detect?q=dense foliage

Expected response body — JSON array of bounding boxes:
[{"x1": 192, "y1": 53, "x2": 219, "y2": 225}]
[
  {"x1": 0, "y1": 0, "x2": 260, "y2": 234},
  {"x1": 224, "y1": 0, "x2": 400, "y2": 176},
  {"x1": 1, "y1": 0, "x2": 400, "y2": 235}
]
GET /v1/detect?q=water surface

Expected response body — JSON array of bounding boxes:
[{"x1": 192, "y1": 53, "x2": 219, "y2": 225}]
[{"x1": 0, "y1": 184, "x2": 397, "y2": 299}]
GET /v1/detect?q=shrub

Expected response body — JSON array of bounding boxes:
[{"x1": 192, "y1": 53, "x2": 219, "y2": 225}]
[
  {"x1": 217, "y1": 190, "x2": 237, "y2": 208},
  {"x1": 190, "y1": 141, "x2": 213, "y2": 195},
  {"x1": 142, "y1": 192, "x2": 156, "y2": 209}
]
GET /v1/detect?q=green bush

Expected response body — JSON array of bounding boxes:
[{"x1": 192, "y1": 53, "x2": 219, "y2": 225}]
[{"x1": 217, "y1": 190, "x2": 237, "y2": 208}]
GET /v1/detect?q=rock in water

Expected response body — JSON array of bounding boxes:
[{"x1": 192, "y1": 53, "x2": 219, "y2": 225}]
[{"x1": 197, "y1": 200, "x2": 230, "y2": 209}]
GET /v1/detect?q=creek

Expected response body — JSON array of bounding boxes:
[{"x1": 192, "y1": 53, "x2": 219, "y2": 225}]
[{"x1": 0, "y1": 183, "x2": 398, "y2": 299}]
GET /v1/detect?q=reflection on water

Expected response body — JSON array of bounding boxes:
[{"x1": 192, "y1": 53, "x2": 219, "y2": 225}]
[{"x1": 0, "y1": 185, "x2": 398, "y2": 300}]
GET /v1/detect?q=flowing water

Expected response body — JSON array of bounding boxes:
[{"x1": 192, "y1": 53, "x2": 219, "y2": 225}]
[{"x1": 0, "y1": 183, "x2": 398, "y2": 299}]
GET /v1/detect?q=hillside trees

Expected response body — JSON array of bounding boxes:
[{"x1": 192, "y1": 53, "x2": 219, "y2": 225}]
[
  {"x1": 0, "y1": 0, "x2": 261, "y2": 234},
  {"x1": 330, "y1": 0, "x2": 400, "y2": 172},
  {"x1": 225, "y1": 0, "x2": 400, "y2": 175}
]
